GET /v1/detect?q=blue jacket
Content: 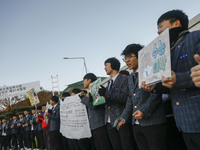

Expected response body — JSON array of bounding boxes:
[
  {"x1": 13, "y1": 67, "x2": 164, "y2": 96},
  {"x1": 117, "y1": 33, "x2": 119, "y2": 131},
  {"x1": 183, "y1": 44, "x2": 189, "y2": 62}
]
[
  {"x1": 23, "y1": 114, "x2": 32, "y2": 131},
  {"x1": 17, "y1": 118, "x2": 25, "y2": 133},
  {"x1": 36, "y1": 112, "x2": 43, "y2": 131},
  {"x1": 170, "y1": 30, "x2": 200, "y2": 133},
  {"x1": 0, "y1": 124, "x2": 2, "y2": 135},
  {"x1": 48, "y1": 103, "x2": 60, "y2": 131},
  {"x1": 1, "y1": 123, "x2": 11, "y2": 136},
  {"x1": 10, "y1": 119, "x2": 18, "y2": 134},
  {"x1": 104, "y1": 74, "x2": 129, "y2": 126},
  {"x1": 81, "y1": 97, "x2": 105, "y2": 130},
  {"x1": 121, "y1": 72, "x2": 166, "y2": 126},
  {"x1": 31, "y1": 114, "x2": 37, "y2": 131}
]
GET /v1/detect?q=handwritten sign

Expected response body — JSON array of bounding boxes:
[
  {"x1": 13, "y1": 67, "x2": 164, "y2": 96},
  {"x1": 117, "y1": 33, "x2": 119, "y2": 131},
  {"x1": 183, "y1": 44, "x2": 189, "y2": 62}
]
[
  {"x1": 60, "y1": 94, "x2": 91, "y2": 139},
  {"x1": 0, "y1": 81, "x2": 40, "y2": 100},
  {"x1": 138, "y1": 28, "x2": 171, "y2": 86}
]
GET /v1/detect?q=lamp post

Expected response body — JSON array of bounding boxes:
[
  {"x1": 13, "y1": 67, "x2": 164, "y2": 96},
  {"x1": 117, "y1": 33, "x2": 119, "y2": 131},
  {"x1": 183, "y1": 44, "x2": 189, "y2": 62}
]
[{"x1": 63, "y1": 57, "x2": 88, "y2": 74}]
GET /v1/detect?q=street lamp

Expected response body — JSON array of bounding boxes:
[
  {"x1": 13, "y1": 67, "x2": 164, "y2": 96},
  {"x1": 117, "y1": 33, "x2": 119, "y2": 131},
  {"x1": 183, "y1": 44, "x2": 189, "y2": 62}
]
[{"x1": 63, "y1": 57, "x2": 88, "y2": 74}]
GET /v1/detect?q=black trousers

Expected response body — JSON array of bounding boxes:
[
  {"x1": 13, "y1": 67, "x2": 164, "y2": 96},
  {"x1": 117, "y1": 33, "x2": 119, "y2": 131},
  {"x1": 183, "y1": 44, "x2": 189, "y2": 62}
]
[
  {"x1": 182, "y1": 132, "x2": 200, "y2": 150},
  {"x1": 30, "y1": 130, "x2": 37, "y2": 148},
  {"x1": 0, "y1": 136, "x2": 2, "y2": 149},
  {"x1": 92, "y1": 125, "x2": 112, "y2": 150},
  {"x1": 11, "y1": 133, "x2": 18, "y2": 150},
  {"x1": 107, "y1": 123, "x2": 136, "y2": 150},
  {"x1": 78, "y1": 138, "x2": 92, "y2": 150},
  {"x1": 133, "y1": 124, "x2": 167, "y2": 150},
  {"x1": 36, "y1": 130, "x2": 45, "y2": 149},
  {"x1": 43, "y1": 129, "x2": 49, "y2": 150},
  {"x1": 24, "y1": 131, "x2": 31, "y2": 148},
  {"x1": 68, "y1": 139, "x2": 81, "y2": 150},
  {"x1": 1, "y1": 136, "x2": 9, "y2": 150},
  {"x1": 17, "y1": 132, "x2": 24, "y2": 149},
  {"x1": 166, "y1": 116, "x2": 187, "y2": 150},
  {"x1": 7, "y1": 134, "x2": 12, "y2": 148},
  {"x1": 48, "y1": 130, "x2": 63, "y2": 150},
  {"x1": 62, "y1": 135, "x2": 69, "y2": 150}
]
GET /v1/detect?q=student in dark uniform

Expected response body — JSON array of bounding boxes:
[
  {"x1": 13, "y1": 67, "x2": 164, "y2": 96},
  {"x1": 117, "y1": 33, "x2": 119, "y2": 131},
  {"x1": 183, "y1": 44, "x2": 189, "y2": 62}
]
[
  {"x1": 46, "y1": 96, "x2": 63, "y2": 150},
  {"x1": 10, "y1": 114, "x2": 18, "y2": 150},
  {"x1": 80, "y1": 73, "x2": 112, "y2": 150},
  {"x1": 117, "y1": 44, "x2": 167, "y2": 150},
  {"x1": 99, "y1": 57, "x2": 136, "y2": 150},
  {"x1": 0, "y1": 119, "x2": 2, "y2": 150},
  {"x1": 1, "y1": 118, "x2": 10, "y2": 150},
  {"x1": 36, "y1": 106, "x2": 45, "y2": 150},
  {"x1": 17, "y1": 113, "x2": 25, "y2": 150},
  {"x1": 30, "y1": 109, "x2": 37, "y2": 149},
  {"x1": 23, "y1": 110, "x2": 32, "y2": 149}
]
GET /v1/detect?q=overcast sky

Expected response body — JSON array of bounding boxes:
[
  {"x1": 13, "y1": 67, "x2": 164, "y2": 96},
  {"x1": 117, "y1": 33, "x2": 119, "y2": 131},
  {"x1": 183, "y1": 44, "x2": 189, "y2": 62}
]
[{"x1": 0, "y1": 0, "x2": 199, "y2": 91}]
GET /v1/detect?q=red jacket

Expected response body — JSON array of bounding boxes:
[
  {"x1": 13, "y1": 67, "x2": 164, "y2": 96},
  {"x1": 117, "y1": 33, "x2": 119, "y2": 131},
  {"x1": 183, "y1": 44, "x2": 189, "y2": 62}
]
[{"x1": 37, "y1": 112, "x2": 49, "y2": 130}]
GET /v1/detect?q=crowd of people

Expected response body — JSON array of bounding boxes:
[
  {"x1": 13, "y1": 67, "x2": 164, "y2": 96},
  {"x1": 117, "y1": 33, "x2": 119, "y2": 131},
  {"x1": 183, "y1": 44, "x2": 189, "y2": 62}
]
[{"x1": 1, "y1": 9, "x2": 200, "y2": 150}]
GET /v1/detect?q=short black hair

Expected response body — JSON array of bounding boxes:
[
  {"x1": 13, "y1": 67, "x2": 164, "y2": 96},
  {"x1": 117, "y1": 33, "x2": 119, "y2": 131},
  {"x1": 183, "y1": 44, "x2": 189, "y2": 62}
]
[
  {"x1": 50, "y1": 96, "x2": 59, "y2": 103},
  {"x1": 37, "y1": 106, "x2": 42, "y2": 110},
  {"x1": 119, "y1": 70, "x2": 129, "y2": 76},
  {"x1": 121, "y1": 44, "x2": 144, "y2": 58},
  {"x1": 62, "y1": 92, "x2": 70, "y2": 98},
  {"x1": 72, "y1": 88, "x2": 81, "y2": 94},
  {"x1": 42, "y1": 104, "x2": 46, "y2": 107},
  {"x1": 83, "y1": 73, "x2": 97, "y2": 82},
  {"x1": 104, "y1": 57, "x2": 120, "y2": 71},
  {"x1": 12, "y1": 114, "x2": 17, "y2": 117},
  {"x1": 157, "y1": 9, "x2": 189, "y2": 29}
]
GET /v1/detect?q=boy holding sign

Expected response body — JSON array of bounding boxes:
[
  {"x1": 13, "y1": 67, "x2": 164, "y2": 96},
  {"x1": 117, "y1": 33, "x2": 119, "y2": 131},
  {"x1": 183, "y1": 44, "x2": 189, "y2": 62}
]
[
  {"x1": 116, "y1": 44, "x2": 167, "y2": 150},
  {"x1": 142, "y1": 10, "x2": 200, "y2": 149}
]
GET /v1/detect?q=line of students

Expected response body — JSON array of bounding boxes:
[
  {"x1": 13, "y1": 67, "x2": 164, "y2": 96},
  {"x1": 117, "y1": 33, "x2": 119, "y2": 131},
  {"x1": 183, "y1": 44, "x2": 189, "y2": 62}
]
[
  {"x1": 77, "y1": 9, "x2": 200, "y2": 150},
  {"x1": 0, "y1": 107, "x2": 47, "y2": 150},
  {"x1": 1, "y1": 9, "x2": 200, "y2": 150}
]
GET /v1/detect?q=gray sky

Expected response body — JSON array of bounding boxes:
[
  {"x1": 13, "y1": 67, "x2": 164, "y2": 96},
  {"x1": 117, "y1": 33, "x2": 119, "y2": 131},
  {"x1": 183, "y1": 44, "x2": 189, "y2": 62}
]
[{"x1": 0, "y1": 0, "x2": 199, "y2": 91}]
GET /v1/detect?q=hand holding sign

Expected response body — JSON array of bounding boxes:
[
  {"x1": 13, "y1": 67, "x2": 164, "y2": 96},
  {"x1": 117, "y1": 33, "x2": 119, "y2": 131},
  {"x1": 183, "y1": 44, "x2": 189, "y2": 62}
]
[
  {"x1": 191, "y1": 54, "x2": 200, "y2": 88},
  {"x1": 162, "y1": 71, "x2": 176, "y2": 88}
]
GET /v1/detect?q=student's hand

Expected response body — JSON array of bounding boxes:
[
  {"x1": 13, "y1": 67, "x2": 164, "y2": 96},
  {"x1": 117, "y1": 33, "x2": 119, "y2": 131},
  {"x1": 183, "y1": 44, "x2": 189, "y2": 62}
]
[
  {"x1": 133, "y1": 110, "x2": 144, "y2": 120},
  {"x1": 117, "y1": 120, "x2": 126, "y2": 129},
  {"x1": 191, "y1": 54, "x2": 200, "y2": 88},
  {"x1": 162, "y1": 71, "x2": 176, "y2": 88},
  {"x1": 113, "y1": 117, "x2": 125, "y2": 130},
  {"x1": 45, "y1": 112, "x2": 49, "y2": 118},
  {"x1": 89, "y1": 93, "x2": 93, "y2": 103},
  {"x1": 79, "y1": 93, "x2": 84, "y2": 99},
  {"x1": 98, "y1": 85, "x2": 106, "y2": 96},
  {"x1": 141, "y1": 81, "x2": 156, "y2": 92},
  {"x1": 25, "y1": 123, "x2": 28, "y2": 127},
  {"x1": 85, "y1": 93, "x2": 89, "y2": 98}
]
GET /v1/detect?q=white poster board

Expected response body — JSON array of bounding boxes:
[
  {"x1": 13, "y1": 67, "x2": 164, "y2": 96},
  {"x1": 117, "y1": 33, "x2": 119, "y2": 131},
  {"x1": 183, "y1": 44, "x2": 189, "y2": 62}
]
[
  {"x1": 60, "y1": 94, "x2": 91, "y2": 139},
  {"x1": 138, "y1": 28, "x2": 171, "y2": 86},
  {"x1": 0, "y1": 81, "x2": 40, "y2": 100}
]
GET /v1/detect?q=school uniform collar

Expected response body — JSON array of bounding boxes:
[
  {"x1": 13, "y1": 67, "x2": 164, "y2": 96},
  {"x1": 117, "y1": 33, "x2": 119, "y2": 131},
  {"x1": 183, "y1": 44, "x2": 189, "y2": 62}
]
[{"x1": 110, "y1": 73, "x2": 119, "y2": 83}]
